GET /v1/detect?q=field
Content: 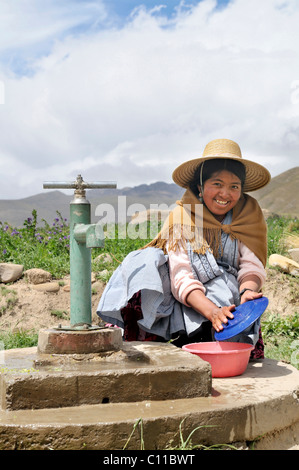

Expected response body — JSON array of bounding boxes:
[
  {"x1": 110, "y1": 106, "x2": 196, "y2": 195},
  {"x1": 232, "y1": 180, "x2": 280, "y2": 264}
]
[{"x1": 0, "y1": 209, "x2": 298, "y2": 368}]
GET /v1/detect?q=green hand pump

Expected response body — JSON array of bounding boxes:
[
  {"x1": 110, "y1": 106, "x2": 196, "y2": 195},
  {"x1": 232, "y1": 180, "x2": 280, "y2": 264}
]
[{"x1": 43, "y1": 175, "x2": 116, "y2": 330}]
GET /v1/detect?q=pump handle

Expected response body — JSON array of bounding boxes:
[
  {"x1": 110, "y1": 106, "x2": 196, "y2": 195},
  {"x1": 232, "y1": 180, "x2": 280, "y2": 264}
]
[{"x1": 43, "y1": 174, "x2": 117, "y2": 190}]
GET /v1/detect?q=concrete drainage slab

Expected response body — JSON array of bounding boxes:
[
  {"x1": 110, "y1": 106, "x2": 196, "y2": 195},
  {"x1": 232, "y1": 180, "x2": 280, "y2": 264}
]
[
  {"x1": 0, "y1": 342, "x2": 211, "y2": 410},
  {"x1": 1, "y1": 345, "x2": 299, "y2": 450}
]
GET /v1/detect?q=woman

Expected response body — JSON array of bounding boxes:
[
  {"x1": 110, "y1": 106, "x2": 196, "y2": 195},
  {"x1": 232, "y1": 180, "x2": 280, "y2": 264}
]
[{"x1": 97, "y1": 139, "x2": 271, "y2": 355}]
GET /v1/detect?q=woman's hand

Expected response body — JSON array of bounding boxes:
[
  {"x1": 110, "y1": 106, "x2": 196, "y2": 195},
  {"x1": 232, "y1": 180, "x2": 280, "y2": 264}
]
[
  {"x1": 208, "y1": 305, "x2": 235, "y2": 332},
  {"x1": 186, "y1": 289, "x2": 236, "y2": 332},
  {"x1": 239, "y1": 275, "x2": 263, "y2": 305},
  {"x1": 240, "y1": 290, "x2": 263, "y2": 304}
]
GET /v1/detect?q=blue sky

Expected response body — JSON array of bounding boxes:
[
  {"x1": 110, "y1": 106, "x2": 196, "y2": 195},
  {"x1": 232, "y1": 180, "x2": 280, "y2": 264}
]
[
  {"x1": 106, "y1": 0, "x2": 230, "y2": 20},
  {"x1": 0, "y1": 0, "x2": 298, "y2": 199},
  {"x1": 1, "y1": 0, "x2": 231, "y2": 76}
]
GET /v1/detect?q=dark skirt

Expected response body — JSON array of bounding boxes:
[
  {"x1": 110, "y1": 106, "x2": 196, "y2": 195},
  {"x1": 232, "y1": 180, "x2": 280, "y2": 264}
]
[{"x1": 120, "y1": 291, "x2": 264, "y2": 359}]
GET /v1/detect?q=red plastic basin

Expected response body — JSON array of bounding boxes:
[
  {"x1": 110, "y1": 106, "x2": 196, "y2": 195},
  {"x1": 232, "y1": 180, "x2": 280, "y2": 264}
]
[{"x1": 182, "y1": 341, "x2": 254, "y2": 377}]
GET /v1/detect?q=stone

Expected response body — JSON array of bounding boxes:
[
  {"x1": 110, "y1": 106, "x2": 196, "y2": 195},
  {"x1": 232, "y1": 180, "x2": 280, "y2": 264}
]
[
  {"x1": 289, "y1": 248, "x2": 299, "y2": 263},
  {"x1": 94, "y1": 253, "x2": 113, "y2": 264},
  {"x1": 24, "y1": 268, "x2": 52, "y2": 284},
  {"x1": 0, "y1": 263, "x2": 23, "y2": 283},
  {"x1": 32, "y1": 282, "x2": 60, "y2": 293},
  {"x1": 97, "y1": 269, "x2": 109, "y2": 279},
  {"x1": 269, "y1": 254, "x2": 299, "y2": 277}
]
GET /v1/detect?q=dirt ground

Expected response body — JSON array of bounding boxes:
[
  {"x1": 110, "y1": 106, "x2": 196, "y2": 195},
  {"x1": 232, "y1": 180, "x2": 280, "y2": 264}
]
[
  {"x1": 0, "y1": 274, "x2": 106, "y2": 332},
  {"x1": 0, "y1": 267, "x2": 298, "y2": 333}
]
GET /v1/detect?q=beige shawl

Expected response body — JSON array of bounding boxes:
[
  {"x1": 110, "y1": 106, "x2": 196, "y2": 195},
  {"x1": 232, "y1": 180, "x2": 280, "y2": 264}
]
[{"x1": 143, "y1": 189, "x2": 268, "y2": 267}]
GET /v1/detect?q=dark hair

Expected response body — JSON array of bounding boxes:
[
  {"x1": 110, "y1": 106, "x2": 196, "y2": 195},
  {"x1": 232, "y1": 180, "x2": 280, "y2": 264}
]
[{"x1": 189, "y1": 158, "x2": 246, "y2": 196}]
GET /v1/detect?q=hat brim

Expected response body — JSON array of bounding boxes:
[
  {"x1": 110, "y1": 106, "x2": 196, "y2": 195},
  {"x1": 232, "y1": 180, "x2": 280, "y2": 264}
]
[{"x1": 172, "y1": 155, "x2": 271, "y2": 193}]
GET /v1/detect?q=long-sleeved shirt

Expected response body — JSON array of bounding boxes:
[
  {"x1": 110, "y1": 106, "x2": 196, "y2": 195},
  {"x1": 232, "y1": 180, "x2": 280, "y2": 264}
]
[{"x1": 168, "y1": 241, "x2": 266, "y2": 306}]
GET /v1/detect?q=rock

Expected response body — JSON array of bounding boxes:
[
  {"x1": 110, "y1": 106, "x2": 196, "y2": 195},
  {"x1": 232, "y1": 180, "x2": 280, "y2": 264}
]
[
  {"x1": 94, "y1": 253, "x2": 113, "y2": 264},
  {"x1": 32, "y1": 282, "x2": 60, "y2": 293},
  {"x1": 24, "y1": 268, "x2": 52, "y2": 285},
  {"x1": 289, "y1": 248, "x2": 299, "y2": 263},
  {"x1": 62, "y1": 284, "x2": 70, "y2": 292},
  {"x1": 0, "y1": 263, "x2": 24, "y2": 283},
  {"x1": 97, "y1": 269, "x2": 109, "y2": 279},
  {"x1": 269, "y1": 254, "x2": 299, "y2": 277},
  {"x1": 91, "y1": 280, "x2": 105, "y2": 295}
]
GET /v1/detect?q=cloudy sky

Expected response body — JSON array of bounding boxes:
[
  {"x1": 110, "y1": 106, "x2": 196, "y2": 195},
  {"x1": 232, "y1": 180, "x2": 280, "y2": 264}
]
[{"x1": 0, "y1": 0, "x2": 298, "y2": 199}]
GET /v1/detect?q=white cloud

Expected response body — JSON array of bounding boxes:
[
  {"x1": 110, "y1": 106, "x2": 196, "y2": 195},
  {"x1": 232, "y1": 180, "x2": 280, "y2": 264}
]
[
  {"x1": 0, "y1": 0, "x2": 299, "y2": 199},
  {"x1": 0, "y1": 0, "x2": 107, "y2": 51}
]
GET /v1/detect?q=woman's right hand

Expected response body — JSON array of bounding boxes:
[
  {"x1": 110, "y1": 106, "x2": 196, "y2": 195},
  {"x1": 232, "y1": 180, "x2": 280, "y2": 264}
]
[
  {"x1": 186, "y1": 289, "x2": 236, "y2": 332},
  {"x1": 208, "y1": 305, "x2": 235, "y2": 333}
]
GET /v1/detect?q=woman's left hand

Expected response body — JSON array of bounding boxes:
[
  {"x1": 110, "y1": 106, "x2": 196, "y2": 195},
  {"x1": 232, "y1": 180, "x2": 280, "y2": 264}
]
[{"x1": 240, "y1": 290, "x2": 263, "y2": 304}]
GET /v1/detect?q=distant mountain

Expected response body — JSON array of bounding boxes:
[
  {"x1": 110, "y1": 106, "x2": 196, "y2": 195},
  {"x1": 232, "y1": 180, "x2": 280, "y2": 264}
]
[
  {"x1": 248, "y1": 166, "x2": 299, "y2": 217},
  {"x1": 0, "y1": 168, "x2": 297, "y2": 227},
  {"x1": 0, "y1": 182, "x2": 184, "y2": 227},
  {"x1": 0, "y1": 191, "x2": 72, "y2": 228}
]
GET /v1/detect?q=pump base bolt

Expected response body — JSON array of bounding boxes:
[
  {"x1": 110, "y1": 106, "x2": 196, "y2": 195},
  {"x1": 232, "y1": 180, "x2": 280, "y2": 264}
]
[{"x1": 37, "y1": 327, "x2": 123, "y2": 355}]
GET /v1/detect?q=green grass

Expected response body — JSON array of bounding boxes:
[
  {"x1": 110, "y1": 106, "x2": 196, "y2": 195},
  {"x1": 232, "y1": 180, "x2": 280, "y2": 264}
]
[
  {"x1": 262, "y1": 215, "x2": 299, "y2": 367},
  {"x1": 267, "y1": 215, "x2": 299, "y2": 257},
  {"x1": 261, "y1": 312, "x2": 299, "y2": 368},
  {"x1": 0, "y1": 329, "x2": 38, "y2": 349}
]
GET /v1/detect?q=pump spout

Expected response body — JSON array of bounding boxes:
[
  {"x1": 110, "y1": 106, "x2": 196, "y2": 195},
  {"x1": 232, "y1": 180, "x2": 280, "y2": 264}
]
[{"x1": 73, "y1": 224, "x2": 104, "y2": 248}]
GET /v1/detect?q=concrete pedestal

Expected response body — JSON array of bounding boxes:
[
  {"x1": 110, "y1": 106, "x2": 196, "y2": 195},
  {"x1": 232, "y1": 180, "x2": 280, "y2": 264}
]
[{"x1": 37, "y1": 327, "x2": 123, "y2": 354}]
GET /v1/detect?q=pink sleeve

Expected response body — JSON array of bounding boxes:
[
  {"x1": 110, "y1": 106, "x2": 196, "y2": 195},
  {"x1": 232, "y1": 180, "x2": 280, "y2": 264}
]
[
  {"x1": 167, "y1": 246, "x2": 206, "y2": 305},
  {"x1": 237, "y1": 241, "x2": 267, "y2": 287}
]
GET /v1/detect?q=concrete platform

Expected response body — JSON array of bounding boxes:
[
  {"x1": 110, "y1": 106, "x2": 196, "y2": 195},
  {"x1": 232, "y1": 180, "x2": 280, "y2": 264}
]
[
  {"x1": 0, "y1": 344, "x2": 299, "y2": 450},
  {"x1": 1, "y1": 342, "x2": 211, "y2": 410}
]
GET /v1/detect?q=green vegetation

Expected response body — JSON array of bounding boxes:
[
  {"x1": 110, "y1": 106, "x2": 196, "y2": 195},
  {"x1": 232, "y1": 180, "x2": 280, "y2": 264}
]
[
  {"x1": 262, "y1": 312, "x2": 299, "y2": 366},
  {"x1": 263, "y1": 215, "x2": 299, "y2": 367},
  {"x1": 123, "y1": 417, "x2": 242, "y2": 450},
  {"x1": 0, "y1": 209, "x2": 70, "y2": 278},
  {"x1": 267, "y1": 215, "x2": 299, "y2": 257},
  {"x1": 0, "y1": 329, "x2": 38, "y2": 349},
  {"x1": 0, "y1": 211, "x2": 298, "y2": 369}
]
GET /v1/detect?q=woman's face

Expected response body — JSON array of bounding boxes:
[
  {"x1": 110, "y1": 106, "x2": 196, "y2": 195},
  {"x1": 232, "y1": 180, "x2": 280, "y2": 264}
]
[{"x1": 198, "y1": 169, "x2": 242, "y2": 220}]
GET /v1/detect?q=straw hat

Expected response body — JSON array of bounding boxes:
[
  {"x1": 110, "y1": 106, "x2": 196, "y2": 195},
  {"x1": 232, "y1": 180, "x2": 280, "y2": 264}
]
[{"x1": 172, "y1": 139, "x2": 271, "y2": 192}]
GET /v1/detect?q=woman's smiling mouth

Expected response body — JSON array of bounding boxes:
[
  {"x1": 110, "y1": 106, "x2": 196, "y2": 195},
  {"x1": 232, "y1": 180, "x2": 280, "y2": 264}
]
[{"x1": 215, "y1": 199, "x2": 229, "y2": 206}]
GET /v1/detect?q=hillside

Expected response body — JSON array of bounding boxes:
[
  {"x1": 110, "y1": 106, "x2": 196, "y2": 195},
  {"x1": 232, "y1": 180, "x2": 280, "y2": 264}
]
[
  {"x1": 249, "y1": 167, "x2": 299, "y2": 217},
  {"x1": 0, "y1": 191, "x2": 72, "y2": 227},
  {"x1": 0, "y1": 168, "x2": 298, "y2": 227},
  {"x1": 0, "y1": 182, "x2": 184, "y2": 227}
]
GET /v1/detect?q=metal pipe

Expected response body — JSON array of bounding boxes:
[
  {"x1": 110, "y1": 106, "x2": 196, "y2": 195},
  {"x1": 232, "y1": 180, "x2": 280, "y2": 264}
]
[
  {"x1": 70, "y1": 201, "x2": 92, "y2": 327},
  {"x1": 43, "y1": 174, "x2": 116, "y2": 330},
  {"x1": 43, "y1": 181, "x2": 117, "y2": 189}
]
